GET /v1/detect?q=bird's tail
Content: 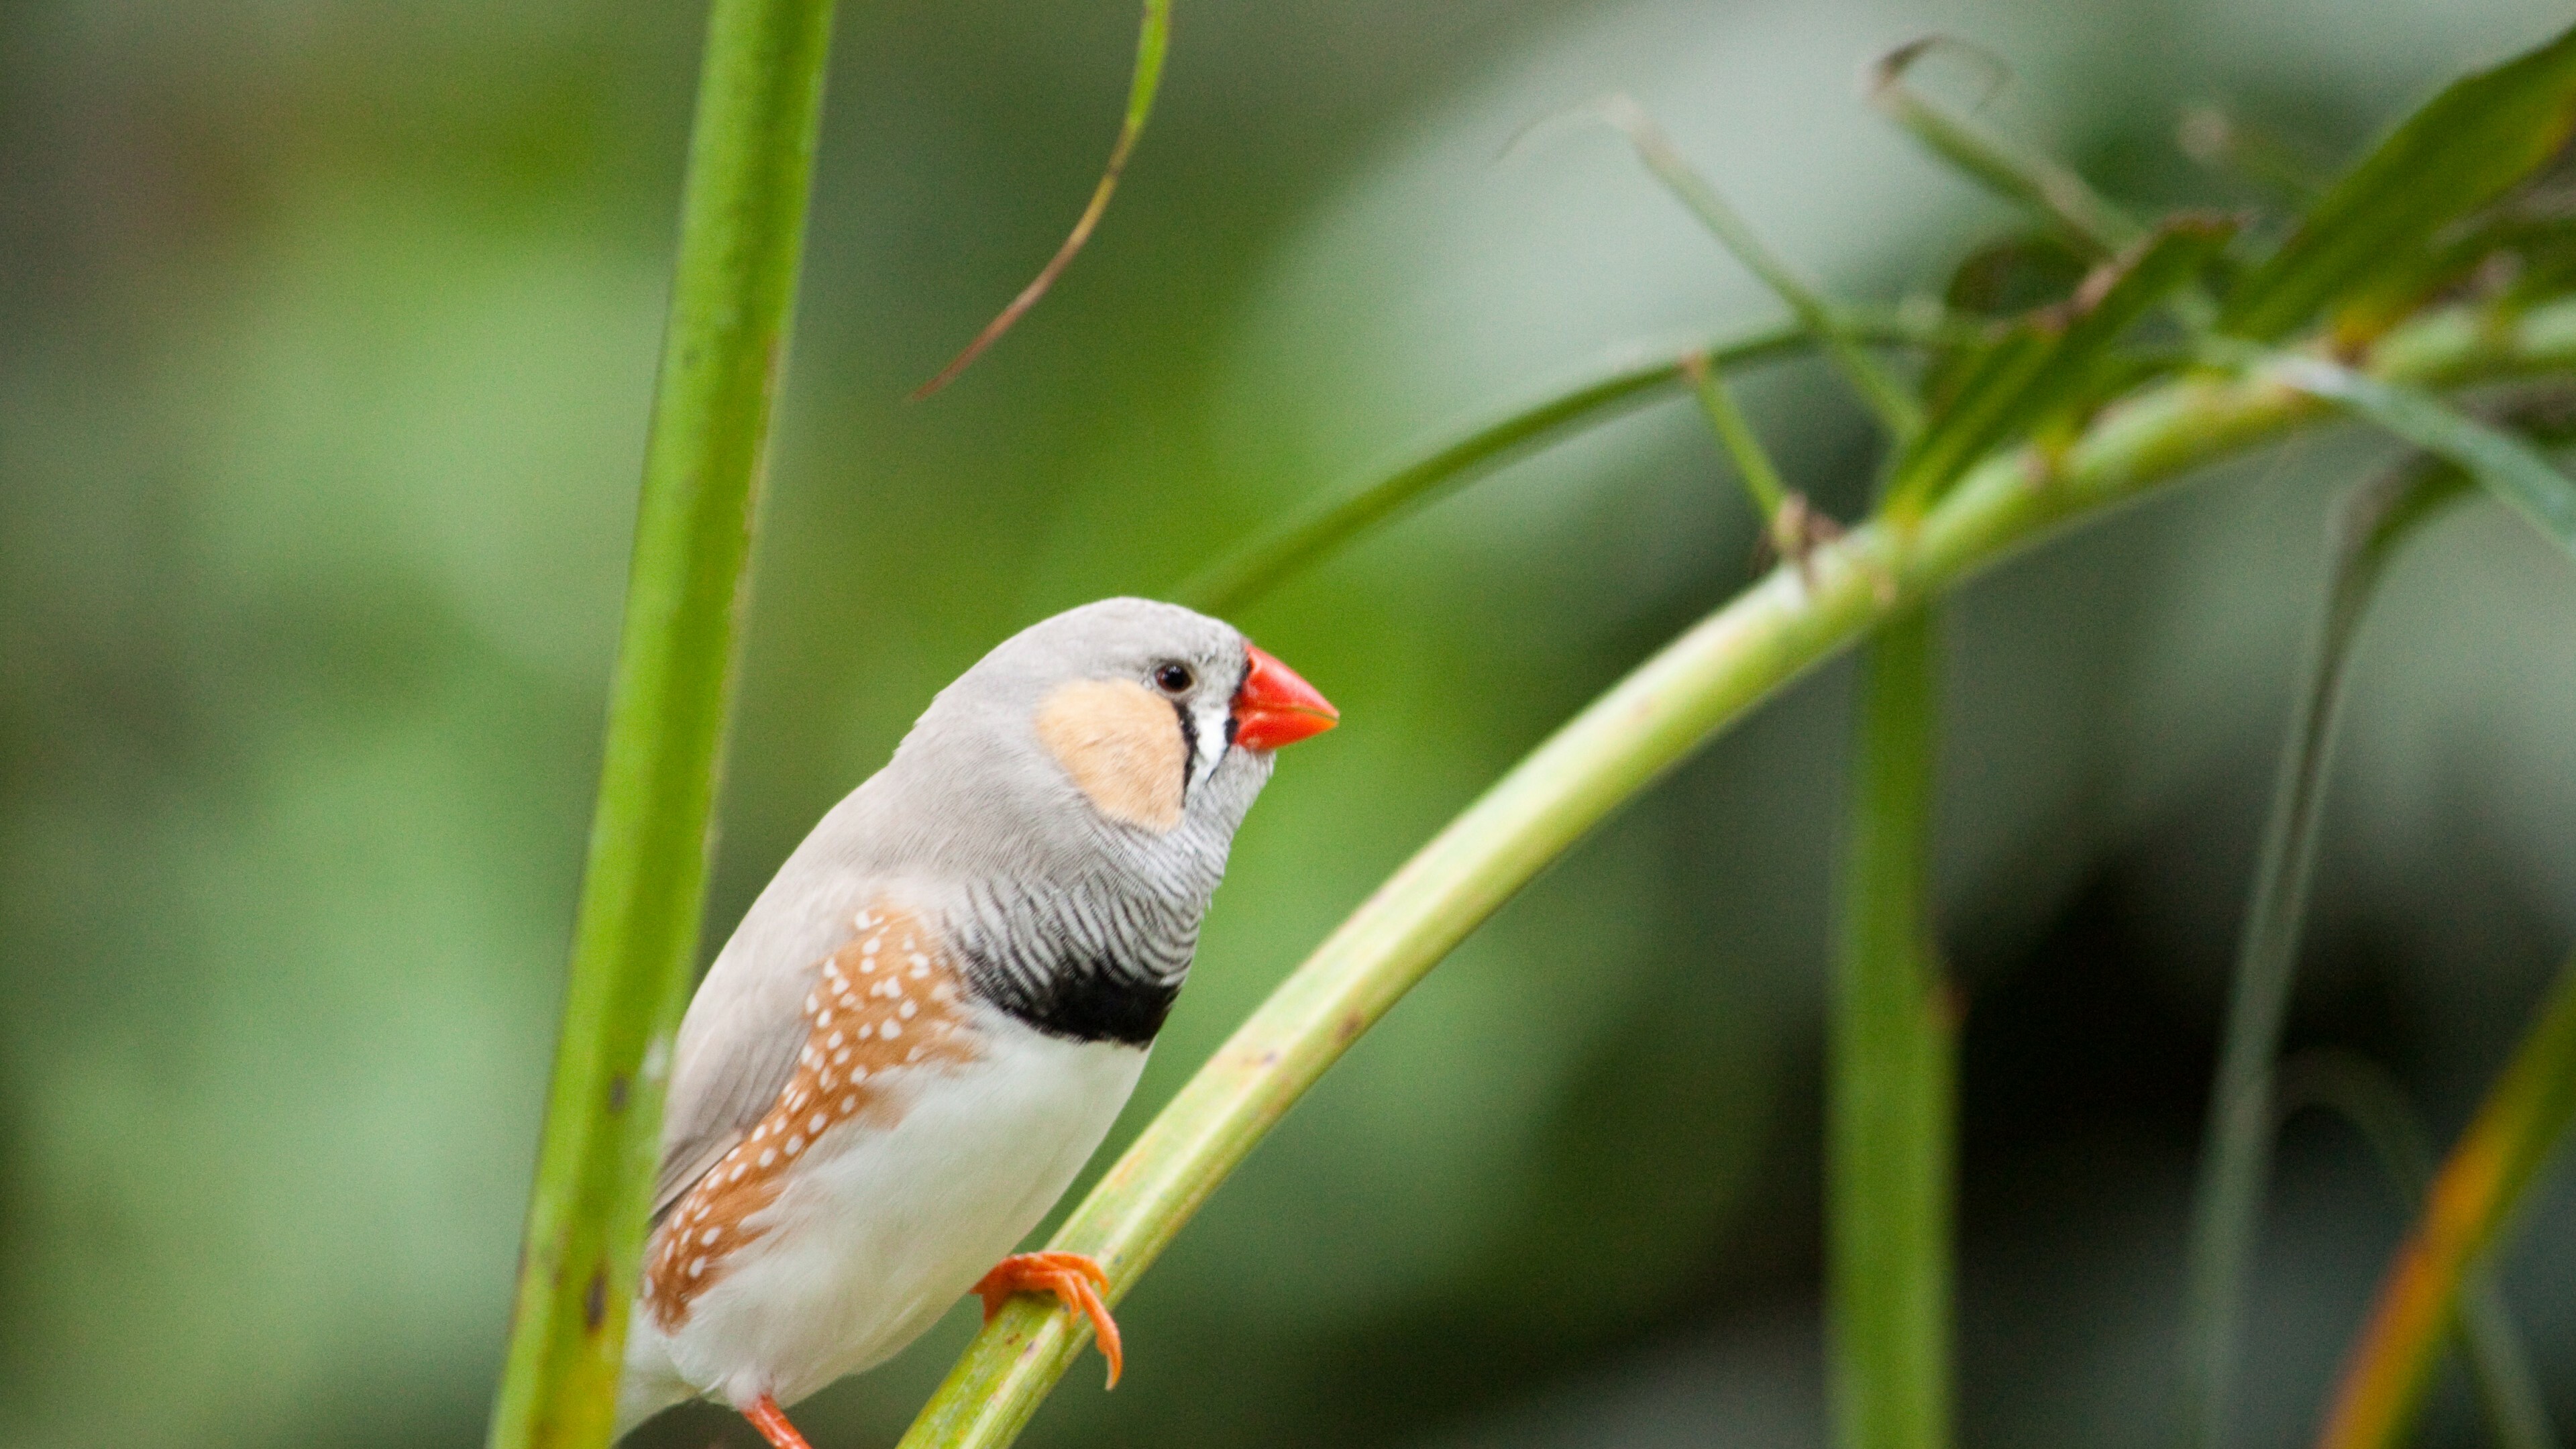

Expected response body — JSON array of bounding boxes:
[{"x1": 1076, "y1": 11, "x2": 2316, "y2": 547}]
[{"x1": 611, "y1": 1320, "x2": 696, "y2": 1441}]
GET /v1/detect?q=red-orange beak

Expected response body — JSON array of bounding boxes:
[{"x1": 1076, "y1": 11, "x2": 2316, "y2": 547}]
[{"x1": 1232, "y1": 644, "x2": 1338, "y2": 751}]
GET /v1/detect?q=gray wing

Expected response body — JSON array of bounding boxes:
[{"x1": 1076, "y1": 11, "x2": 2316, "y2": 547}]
[
  {"x1": 649, "y1": 859, "x2": 873, "y2": 1222},
  {"x1": 649, "y1": 969, "x2": 811, "y2": 1220}
]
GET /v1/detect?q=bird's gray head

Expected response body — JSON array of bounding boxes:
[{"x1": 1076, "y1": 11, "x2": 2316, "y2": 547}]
[
  {"x1": 871, "y1": 598, "x2": 1336, "y2": 894},
  {"x1": 812, "y1": 599, "x2": 1338, "y2": 1047}
]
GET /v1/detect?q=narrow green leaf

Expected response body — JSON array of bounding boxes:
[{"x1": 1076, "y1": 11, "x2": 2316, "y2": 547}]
[
  {"x1": 1890, "y1": 326, "x2": 2056, "y2": 510},
  {"x1": 2373, "y1": 199, "x2": 2576, "y2": 321},
  {"x1": 1919, "y1": 233, "x2": 2084, "y2": 424},
  {"x1": 2260, "y1": 352, "x2": 2576, "y2": 557},
  {"x1": 894, "y1": 296, "x2": 2576, "y2": 1449},
  {"x1": 2220, "y1": 21, "x2": 2576, "y2": 342},
  {"x1": 2177, "y1": 460, "x2": 2471, "y2": 1449},
  {"x1": 2275, "y1": 1051, "x2": 2443, "y2": 1208},
  {"x1": 2319, "y1": 953, "x2": 2576, "y2": 1449},
  {"x1": 486, "y1": 1, "x2": 835, "y2": 1446},
  {"x1": 1175, "y1": 310, "x2": 1964, "y2": 613},
  {"x1": 1868, "y1": 36, "x2": 2145, "y2": 258},
  {"x1": 2275, "y1": 1053, "x2": 2560, "y2": 1449},
  {"x1": 1682, "y1": 352, "x2": 1792, "y2": 521},
  {"x1": 1578, "y1": 94, "x2": 1925, "y2": 439},
  {"x1": 1888, "y1": 215, "x2": 2235, "y2": 513},
  {"x1": 2455, "y1": 1279, "x2": 2563, "y2": 1449},
  {"x1": 1830, "y1": 606, "x2": 1954, "y2": 1449},
  {"x1": 912, "y1": 0, "x2": 1175, "y2": 397}
]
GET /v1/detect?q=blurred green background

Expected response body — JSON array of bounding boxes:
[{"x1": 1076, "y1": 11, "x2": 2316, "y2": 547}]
[{"x1": 5, "y1": 0, "x2": 2575, "y2": 1446}]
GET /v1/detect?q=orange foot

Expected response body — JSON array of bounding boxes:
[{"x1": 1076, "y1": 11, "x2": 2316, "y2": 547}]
[
  {"x1": 972, "y1": 1250, "x2": 1124, "y2": 1387},
  {"x1": 743, "y1": 1393, "x2": 814, "y2": 1449}
]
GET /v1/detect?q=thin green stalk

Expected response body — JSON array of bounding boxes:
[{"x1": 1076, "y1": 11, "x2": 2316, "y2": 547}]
[
  {"x1": 2246, "y1": 352, "x2": 2576, "y2": 558},
  {"x1": 1178, "y1": 309, "x2": 1964, "y2": 613},
  {"x1": 485, "y1": 3, "x2": 834, "y2": 1447},
  {"x1": 1868, "y1": 37, "x2": 2145, "y2": 258},
  {"x1": 2275, "y1": 1053, "x2": 2559, "y2": 1449},
  {"x1": 2277, "y1": 1053, "x2": 2439, "y2": 1197},
  {"x1": 1589, "y1": 95, "x2": 1924, "y2": 440},
  {"x1": 2456, "y1": 1277, "x2": 2561, "y2": 1449},
  {"x1": 2319, "y1": 953, "x2": 2576, "y2": 1449},
  {"x1": 1886, "y1": 215, "x2": 2237, "y2": 521},
  {"x1": 1830, "y1": 606, "x2": 1953, "y2": 1449},
  {"x1": 896, "y1": 295, "x2": 2576, "y2": 1449},
  {"x1": 2452, "y1": 1268, "x2": 2555, "y2": 1444},
  {"x1": 2179, "y1": 458, "x2": 2471, "y2": 1449},
  {"x1": 1682, "y1": 352, "x2": 1791, "y2": 519},
  {"x1": 913, "y1": 0, "x2": 1174, "y2": 397}
]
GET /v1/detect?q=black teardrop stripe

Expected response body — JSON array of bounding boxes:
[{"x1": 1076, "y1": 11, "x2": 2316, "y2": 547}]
[
  {"x1": 1173, "y1": 700, "x2": 1199, "y2": 804},
  {"x1": 967, "y1": 949, "x2": 1181, "y2": 1049}
]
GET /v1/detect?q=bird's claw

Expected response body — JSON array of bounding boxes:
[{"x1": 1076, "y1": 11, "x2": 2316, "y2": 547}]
[{"x1": 972, "y1": 1250, "x2": 1124, "y2": 1388}]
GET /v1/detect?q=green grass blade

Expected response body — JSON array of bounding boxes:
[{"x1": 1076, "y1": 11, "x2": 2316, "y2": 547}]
[
  {"x1": 482, "y1": 2, "x2": 835, "y2": 1446},
  {"x1": 1175, "y1": 311, "x2": 1962, "y2": 613},
  {"x1": 2220, "y1": 21, "x2": 2576, "y2": 343},
  {"x1": 1868, "y1": 37, "x2": 2145, "y2": 258},
  {"x1": 1830, "y1": 605, "x2": 1954, "y2": 1449},
  {"x1": 2275, "y1": 1054, "x2": 2560, "y2": 1449},
  {"x1": 2177, "y1": 459, "x2": 2471, "y2": 1449},
  {"x1": 1893, "y1": 326, "x2": 2055, "y2": 505},
  {"x1": 2455, "y1": 1289, "x2": 2565, "y2": 1449},
  {"x1": 913, "y1": 0, "x2": 1175, "y2": 397},
  {"x1": 892, "y1": 295, "x2": 2576, "y2": 1449},
  {"x1": 1582, "y1": 95, "x2": 1925, "y2": 440},
  {"x1": 2257, "y1": 353, "x2": 2576, "y2": 559},
  {"x1": 1888, "y1": 216, "x2": 2235, "y2": 515},
  {"x1": 2318, "y1": 954, "x2": 2576, "y2": 1449},
  {"x1": 2277, "y1": 1051, "x2": 2440, "y2": 1201},
  {"x1": 2453, "y1": 1286, "x2": 2564, "y2": 1449},
  {"x1": 1682, "y1": 351, "x2": 1792, "y2": 521}
]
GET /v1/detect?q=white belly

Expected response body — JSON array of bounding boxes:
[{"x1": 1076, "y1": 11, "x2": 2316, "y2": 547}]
[{"x1": 626, "y1": 1012, "x2": 1147, "y2": 1414}]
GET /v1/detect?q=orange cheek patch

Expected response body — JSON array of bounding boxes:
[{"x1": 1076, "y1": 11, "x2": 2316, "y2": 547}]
[
  {"x1": 1033, "y1": 678, "x2": 1186, "y2": 832},
  {"x1": 642, "y1": 901, "x2": 977, "y2": 1331}
]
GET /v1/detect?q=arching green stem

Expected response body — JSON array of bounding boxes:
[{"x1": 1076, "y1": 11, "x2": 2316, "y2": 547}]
[{"x1": 896, "y1": 295, "x2": 2576, "y2": 1449}]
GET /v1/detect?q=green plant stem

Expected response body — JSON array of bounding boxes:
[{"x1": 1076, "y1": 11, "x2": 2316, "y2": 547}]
[
  {"x1": 1592, "y1": 95, "x2": 1925, "y2": 439},
  {"x1": 912, "y1": 0, "x2": 1173, "y2": 397},
  {"x1": 2319, "y1": 954, "x2": 2576, "y2": 1449},
  {"x1": 1682, "y1": 351, "x2": 1792, "y2": 520},
  {"x1": 1868, "y1": 38, "x2": 2145, "y2": 259},
  {"x1": 1178, "y1": 309, "x2": 1965, "y2": 612},
  {"x1": 2455, "y1": 1280, "x2": 2561, "y2": 1449},
  {"x1": 2275, "y1": 1053, "x2": 2559, "y2": 1449},
  {"x1": 2244, "y1": 352, "x2": 2576, "y2": 557},
  {"x1": 894, "y1": 293, "x2": 2576, "y2": 1449},
  {"x1": 1831, "y1": 605, "x2": 1954, "y2": 1449},
  {"x1": 484, "y1": 3, "x2": 834, "y2": 1446},
  {"x1": 2179, "y1": 458, "x2": 2471, "y2": 1449}
]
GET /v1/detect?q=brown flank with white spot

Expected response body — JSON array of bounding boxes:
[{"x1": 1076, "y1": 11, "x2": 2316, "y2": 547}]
[{"x1": 643, "y1": 902, "x2": 978, "y2": 1330}]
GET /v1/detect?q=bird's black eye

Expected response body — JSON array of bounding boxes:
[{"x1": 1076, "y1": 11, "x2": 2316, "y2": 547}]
[{"x1": 1154, "y1": 661, "x2": 1195, "y2": 694}]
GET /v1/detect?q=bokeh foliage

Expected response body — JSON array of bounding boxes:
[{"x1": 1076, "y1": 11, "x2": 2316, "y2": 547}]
[{"x1": 7, "y1": 4, "x2": 2576, "y2": 1449}]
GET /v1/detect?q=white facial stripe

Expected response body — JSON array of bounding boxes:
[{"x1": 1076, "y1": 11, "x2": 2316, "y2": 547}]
[{"x1": 1189, "y1": 696, "x2": 1232, "y2": 786}]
